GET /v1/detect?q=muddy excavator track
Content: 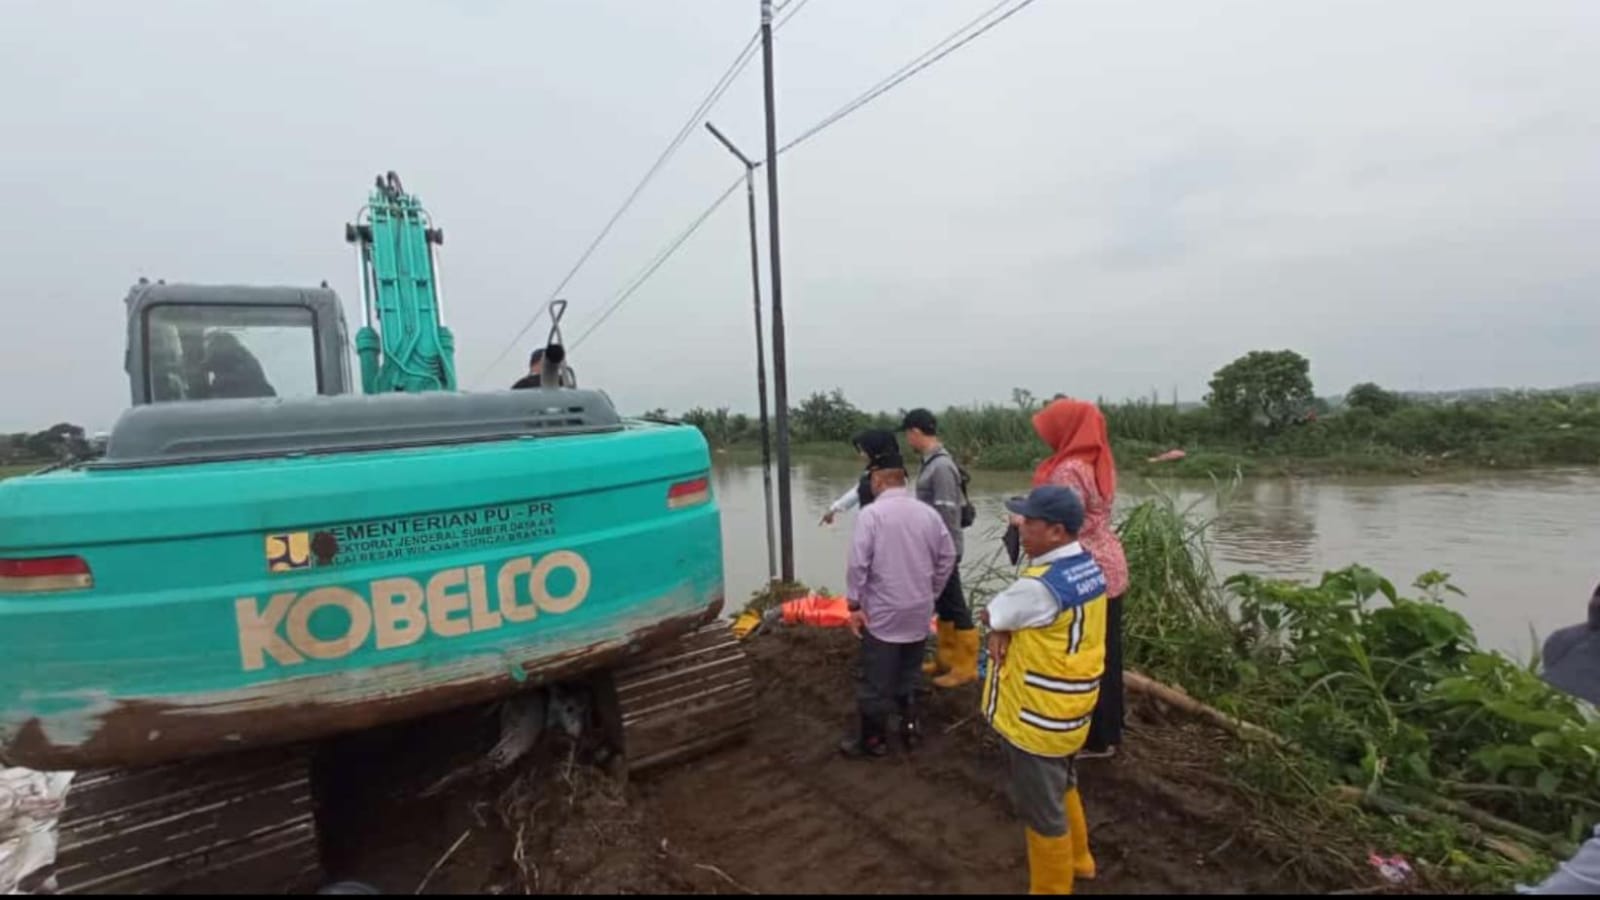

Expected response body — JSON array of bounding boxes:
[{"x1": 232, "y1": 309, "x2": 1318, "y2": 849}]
[
  {"x1": 45, "y1": 745, "x2": 321, "y2": 895},
  {"x1": 41, "y1": 623, "x2": 752, "y2": 894},
  {"x1": 607, "y1": 623, "x2": 757, "y2": 774}
]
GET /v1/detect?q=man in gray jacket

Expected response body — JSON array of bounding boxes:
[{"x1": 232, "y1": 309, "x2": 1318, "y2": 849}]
[{"x1": 902, "y1": 409, "x2": 978, "y2": 688}]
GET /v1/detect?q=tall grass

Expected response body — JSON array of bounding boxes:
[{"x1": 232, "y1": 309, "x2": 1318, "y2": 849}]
[{"x1": 1116, "y1": 483, "x2": 1245, "y2": 695}]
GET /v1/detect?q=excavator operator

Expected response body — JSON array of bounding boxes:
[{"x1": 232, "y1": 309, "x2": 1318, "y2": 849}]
[{"x1": 203, "y1": 330, "x2": 277, "y2": 399}]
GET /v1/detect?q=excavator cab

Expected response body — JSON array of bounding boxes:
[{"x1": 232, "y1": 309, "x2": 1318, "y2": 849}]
[{"x1": 125, "y1": 280, "x2": 353, "y2": 406}]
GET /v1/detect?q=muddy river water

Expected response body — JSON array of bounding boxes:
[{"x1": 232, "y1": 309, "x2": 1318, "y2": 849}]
[{"x1": 713, "y1": 459, "x2": 1599, "y2": 658}]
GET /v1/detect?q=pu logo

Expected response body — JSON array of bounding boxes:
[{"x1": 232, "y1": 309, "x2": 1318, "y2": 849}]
[
  {"x1": 267, "y1": 533, "x2": 313, "y2": 572},
  {"x1": 235, "y1": 550, "x2": 592, "y2": 671}
]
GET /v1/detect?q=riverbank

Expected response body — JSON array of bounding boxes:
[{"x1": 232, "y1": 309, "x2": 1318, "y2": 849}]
[
  {"x1": 688, "y1": 387, "x2": 1600, "y2": 479},
  {"x1": 710, "y1": 477, "x2": 1587, "y2": 890},
  {"x1": 1100, "y1": 494, "x2": 1594, "y2": 891},
  {"x1": 718, "y1": 441, "x2": 1592, "y2": 479},
  {"x1": 315, "y1": 613, "x2": 1575, "y2": 894},
  {"x1": 316, "y1": 626, "x2": 1443, "y2": 894}
]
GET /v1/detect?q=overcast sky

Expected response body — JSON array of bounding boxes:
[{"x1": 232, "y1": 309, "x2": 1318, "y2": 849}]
[{"x1": 2, "y1": 0, "x2": 1596, "y2": 432}]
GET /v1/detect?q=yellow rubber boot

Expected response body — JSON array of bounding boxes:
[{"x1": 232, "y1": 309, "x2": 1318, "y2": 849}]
[
  {"x1": 1065, "y1": 788, "x2": 1096, "y2": 880},
  {"x1": 731, "y1": 609, "x2": 762, "y2": 640},
  {"x1": 932, "y1": 627, "x2": 980, "y2": 688},
  {"x1": 1024, "y1": 827, "x2": 1076, "y2": 895},
  {"x1": 923, "y1": 620, "x2": 954, "y2": 675}
]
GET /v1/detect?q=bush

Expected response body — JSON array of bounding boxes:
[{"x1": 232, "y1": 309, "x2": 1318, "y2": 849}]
[{"x1": 1120, "y1": 493, "x2": 1599, "y2": 887}]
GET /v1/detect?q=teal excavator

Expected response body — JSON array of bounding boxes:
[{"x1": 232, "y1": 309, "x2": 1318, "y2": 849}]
[{"x1": 0, "y1": 174, "x2": 752, "y2": 893}]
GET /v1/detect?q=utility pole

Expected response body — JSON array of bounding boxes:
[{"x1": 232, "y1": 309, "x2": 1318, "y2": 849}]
[
  {"x1": 759, "y1": 0, "x2": 794, "y2": 583},
  {"x1": 704, "y1": 121, "x2": 777, "y2": 586}
]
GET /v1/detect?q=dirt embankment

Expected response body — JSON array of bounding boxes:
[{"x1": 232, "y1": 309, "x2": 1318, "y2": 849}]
[{"x1": 320, "y1": 628, "x2": 1380, "y2": 894}]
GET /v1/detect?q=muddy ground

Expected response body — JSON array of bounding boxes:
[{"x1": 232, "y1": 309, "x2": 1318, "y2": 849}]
[{"x1": 317, "y1": 628, "x2": 1384, "y2": 895}]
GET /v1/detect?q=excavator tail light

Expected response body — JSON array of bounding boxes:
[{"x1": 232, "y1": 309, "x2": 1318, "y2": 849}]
[
  {"x1": 667, "y1": 477, "x2": 711, "y2": 510},
  {"x1": 0, "y1": 556, "x2": 94, "y2": 593}
]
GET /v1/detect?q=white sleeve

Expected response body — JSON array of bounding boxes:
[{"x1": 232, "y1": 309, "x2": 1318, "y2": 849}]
[
  {"x1": 830, "y1": 485, "x2": 861, "y2": 514},
  {"x1": 985, "y1": 579, "x2": 1059, "y2": 631},
  {"x1": 1520, "y1": 827, "x2": 1600, "y2": 894}
]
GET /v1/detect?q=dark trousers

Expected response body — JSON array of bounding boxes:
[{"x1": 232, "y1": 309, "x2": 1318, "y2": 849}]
[
  {"x1": 1004, "y1": 741, "x2": 1077, "y2": 837},
  {"x1": 857, "y1": 632, "x2": 924, "y2": 725},
  {"x1": 934, "y1": 565, "x2": 974, "y2": 630},
  {"x1": 1085, "y1": 595, "x2": 1125, "y2": 752}
]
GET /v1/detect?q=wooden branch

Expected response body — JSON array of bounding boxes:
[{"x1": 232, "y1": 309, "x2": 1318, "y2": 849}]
[
  {"x1": 1333, "y1": 787, "x2": 1572, "y2": 860},
  {"x1": 1396, "y1": 788, "x2": 1576, "y2": 858},
  {"x1": 1125, "y1": 670, "x2": 1293, "y2": 750},
  {"x1": 415, "y1": 829, "x2": 472, "y2": 895},
  {"x1": 1440, "y1": 780, "x2": 1600, "y2": 814},
  {"x1": 1481, "y1": 837, "x2": 1538, "y2": 867},
  {"x1": 1125, "y1": 671, "x2": 1576, "y2": 861}
]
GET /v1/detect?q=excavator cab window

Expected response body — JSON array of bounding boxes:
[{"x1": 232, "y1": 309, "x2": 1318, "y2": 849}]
[{"x1": 144, "y1": 304, "x2": 321, "y2": 402}]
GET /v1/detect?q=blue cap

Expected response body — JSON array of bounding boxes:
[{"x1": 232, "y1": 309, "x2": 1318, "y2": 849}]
[
  {"x1": 1542, "y1": 623, "x2": 1600, "y2": 706},
  {"x1": 1540, "y1": 583, "x2": 1600, "y2": 706},
  {"x1": 1004, "y1": 485, "x2": 1085, "y2": 533}
]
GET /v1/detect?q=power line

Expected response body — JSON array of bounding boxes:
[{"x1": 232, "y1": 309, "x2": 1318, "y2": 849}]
[
  {"x1": 775, "y1": 0, "x2": 813, "y2": 24},
  {"x1": 568, "y1": 0, "x2": 1042, "y2": 352},
  {"x1": 570, "y1": 176, "x2": 745, "y2": 351},
  {"x1": 473, "y1": 32, "x2": 756, "y2": 383},
  {"x1": 779, "y1": 0, "x2": 1038, "y2": 156},
  {"x1": 474, "y1": 0, "x2": 815, "y2": 385}
]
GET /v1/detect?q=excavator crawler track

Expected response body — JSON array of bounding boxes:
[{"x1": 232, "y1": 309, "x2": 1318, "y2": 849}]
[
  {"x1": 608, "y1": 623, "x2": 756, "y2": 774},
  {"x1": 37, "y1": 625, "x2": 748, "y2": 893},
  {"x1": 45, "y1": 745, "x2": 321, "y2": 895}
]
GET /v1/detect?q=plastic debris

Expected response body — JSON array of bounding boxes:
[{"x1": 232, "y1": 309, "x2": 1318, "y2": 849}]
[
  {"x1": 1, "y1": 768, "x2": 74, "y2": 894},
  {"x1": 1368, "y1": 851, "x2": 1413, "y2": 885}
]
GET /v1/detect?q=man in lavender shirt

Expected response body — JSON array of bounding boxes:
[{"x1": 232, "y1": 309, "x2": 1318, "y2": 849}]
[{"x1": 840, "y1": 452, "x2": 957, "y2": 758}]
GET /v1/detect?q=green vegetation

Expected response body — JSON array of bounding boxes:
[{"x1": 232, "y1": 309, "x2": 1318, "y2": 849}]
[
  {"x1": 2, "y1": 423, "x2": 89, "y2": 471},
  {"x1": 1105, "y1": 489, "x2": 1596, "y2": 889},
  {"x1": 680, "y1": 350, "x2": 1600, "y2": 478}
]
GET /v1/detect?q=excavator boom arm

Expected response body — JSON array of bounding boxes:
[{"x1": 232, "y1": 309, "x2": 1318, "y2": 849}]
[{"x1": 346, "y1": 172, "x2": 457, "y2": 394}]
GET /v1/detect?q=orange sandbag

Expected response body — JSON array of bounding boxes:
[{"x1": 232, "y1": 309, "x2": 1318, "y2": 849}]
[
  {"x1": 778, "y1": 595, "x2": 939, "y2": 635},
  {"x1": 781, "y1": 594, "x2": 852, "y2": 628}
]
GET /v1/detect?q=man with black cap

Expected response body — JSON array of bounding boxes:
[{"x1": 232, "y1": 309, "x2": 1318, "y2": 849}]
[
  {"x1": 511, "y1": 348, "x2": 575, "y2": 389},
  {"x1": 980, "y1": 485, "x2": 1108, "y2": 894},
  {"x1": 1521, "y1": 583, "x2": 1600, "y2": 894},
  {"x1": 839, "y1": 450, "x2": 957, "y2": 758}
]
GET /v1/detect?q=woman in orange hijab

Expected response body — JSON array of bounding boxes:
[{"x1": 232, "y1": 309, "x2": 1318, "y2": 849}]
[{"x1": 1029, "y1": 396, "x2": 1129, "y2": 758}]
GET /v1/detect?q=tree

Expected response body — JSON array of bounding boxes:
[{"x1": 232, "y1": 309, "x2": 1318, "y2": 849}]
[
  {"x1": 680, "y1": 407, "x2": 733, "y2": 446},
  {"x1": 1011, "y1": 387, "x2": 1038, "y2": 412},
  {"x1": 1205, "y1": 350, "x2": 1314, "y2": 432},
  {"x1": 1345, "y1": 382, "x2": 1404, "y2": 417},
  {"x1": 15, "y1": 423, "x2": 88, "y2": 461},
  {"x1": 791, "y1": 389, "x2": 866, "y2": 444}
]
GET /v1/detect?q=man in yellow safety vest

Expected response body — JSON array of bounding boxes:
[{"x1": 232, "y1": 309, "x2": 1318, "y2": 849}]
[{"x1": 980, "y1": 485, "x2": 1108, "y2": 895}]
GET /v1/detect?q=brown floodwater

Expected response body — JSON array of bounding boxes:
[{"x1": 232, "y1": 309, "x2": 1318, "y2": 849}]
[{"x1": 713, "y1": 458, "x2": 1599, "y2": 658}]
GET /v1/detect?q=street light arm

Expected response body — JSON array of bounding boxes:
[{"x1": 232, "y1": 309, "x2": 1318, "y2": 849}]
[{"x1": 704, "y1": 121, "x2": 757, "y2": 170}]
